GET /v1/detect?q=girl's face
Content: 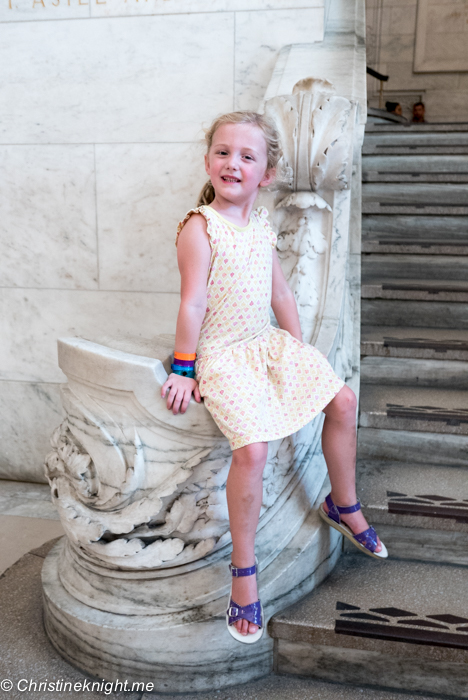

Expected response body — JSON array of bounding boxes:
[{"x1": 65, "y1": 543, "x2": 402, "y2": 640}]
[{"x1": 205, "y1": 123, "x2": 275, "y2": 205}]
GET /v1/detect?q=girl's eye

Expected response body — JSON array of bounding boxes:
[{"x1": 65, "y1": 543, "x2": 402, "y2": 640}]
[{"x1": 243, "y1": 155, "x2": 254, "y2": 160}]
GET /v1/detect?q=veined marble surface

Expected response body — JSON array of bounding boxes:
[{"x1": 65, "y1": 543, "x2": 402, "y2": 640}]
[
  {"x1": 0, "y1": 480, "x2": 59, "y2": 520},
  {"x1": 0, "y1": 382, "x2": 63, "y2": 484},
  {"x1": 234, "y1": 9, "x2": 324, "y2": 110},
  {"x1": 2, "y1": 13, "x2": 234, "y2": 144},
  {"x1": 96, "y1": 143, "x2": 206, "y2": 293},
  {"x1": 0, "y1": 146, "x2": 97, "y2": 290},
  {"x1": 0, "y1": 289, "x2": 180, "y2": 383}
]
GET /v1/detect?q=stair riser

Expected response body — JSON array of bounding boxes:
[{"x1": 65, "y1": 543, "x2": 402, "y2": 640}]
[
  {"x1": 361, "y1": 300, "x2": 468, "y2": 329},
  {"x1": 362, "y1": 255, "x2": 468, "y2": 281},
  {"x1": 363, "y1": 205, "x2": 468, "y2": 215},
  {"x1": 362, "y1": 286, "x2": 468, "y2": 302},
  {"x1": 363, "y1": 174, "x2": 468, "y2": 183},
  {"x1": 276, "y1": 641, "x2": 468, "y2": 698},
  {"x1": 362, "y1": 243, "x2": 468, "y2": 255},
  {"x1": 345, "y1": 524, "x2": 468, "y2": 567},
  {"x1": 360, "y1": 359, "x2": 468, "y2": 388},
  {"x1": 359, "y1": 412, "x2": 468, "y2": 436},
  {"x1": 361, "y1": 342, "x2": 468, "y2": 362},
  {"x1": 363, "y1": 147, "x2": 468, "y2": 156},
  {"x1": 357, "y1": 428, "x2": 468, "y2": 466},
  {"x1": 366, "y1": 124, "x2": 468, "y2": 133},
  {"x1": 362, "y1": 215, "x2": 468, "y2": 237}
]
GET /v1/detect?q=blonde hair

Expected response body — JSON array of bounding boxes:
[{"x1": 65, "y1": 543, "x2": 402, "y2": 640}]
[{"x1": 197, "y1": 111, "x2": 282, "y2": 206}]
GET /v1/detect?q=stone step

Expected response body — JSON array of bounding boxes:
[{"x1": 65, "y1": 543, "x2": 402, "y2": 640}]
[
  {"x1": 361, "y1": 299, "x2": 468, "y2": 329},
  {"x1": 361, "y1": 325, "x2": 468, "y2": 361},
  {"x1": 358, "y1": 427, "x2": 468, "y2": 467},
  {"x1": 362, "y1": 215, "x2": 468, "y2": 254},
  {"x1": 362, "y1": 279, "x2": 468, "y2": 302},
  {"x1": 365, "y1": 123, "x2": 468, "y2": 134},
  {"x1": 362, "y1": 155, "x2": 468, "y2": 183},
  {"x1": 269, "y1": 555, "x2": 468, "y2": 697},
  {"x1": 354, "y1": 459, "x2": 468, "y2": 565},
  {"x1": 363, "y1": 214, "x2": 468, "y2": 237},
  {"x1": 362, "y1": 183, "x2": 468, "y2": 215},
  {"x1": 363, "y1": 132, "x2": 468, "y2": 155},
  {"x1": 362, "y1": 254, "x2": 468, "y2": 283},
  {"x1": 362, "y1": 239, "x2": 468, "y2": 255},
  {"x1": 361, "y1": 356, "x2": 468, "y2": 389},
  {"x1": 359, "y1": 384, "x2": 468, "y2": 436}
]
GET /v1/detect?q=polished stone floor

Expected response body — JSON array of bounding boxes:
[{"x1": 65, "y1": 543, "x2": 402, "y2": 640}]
[{"x1": 0, "y1": 479, "x2": 445, "y2": 699}]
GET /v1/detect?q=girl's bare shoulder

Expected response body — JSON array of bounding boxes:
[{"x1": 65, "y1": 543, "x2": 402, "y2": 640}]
[{"x1": 177, "y1": 208, "x2": 208, "y2": 244}]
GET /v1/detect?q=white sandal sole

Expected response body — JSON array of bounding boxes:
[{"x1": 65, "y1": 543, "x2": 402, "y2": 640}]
[
  {"x1": 226, "y1": 611, "x2": 264, "y2": 644},
  {"x1": 319, "y1": 505, "x2": 388, "y2": 559}
]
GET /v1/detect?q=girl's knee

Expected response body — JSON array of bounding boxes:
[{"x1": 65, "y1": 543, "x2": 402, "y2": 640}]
[
  {"x1": 325, "y1": 385, "x2": 357, "y2": 423},
  {"x1": 232, "y1": 442, "x2": 268, "y2": 472}
]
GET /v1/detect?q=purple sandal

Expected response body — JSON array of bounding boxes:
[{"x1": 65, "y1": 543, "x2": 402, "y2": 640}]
[
  {"x1": 319, "y1": 493, "x2": 388, "y2": 559},
  {"x1": 226, "y1": 562, "x2": 264, "y2": 644}
]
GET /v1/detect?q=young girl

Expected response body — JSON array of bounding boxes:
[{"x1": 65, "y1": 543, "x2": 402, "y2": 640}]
[{"x1": 162, "y1": 111, "x2": 387, "y2": 645}]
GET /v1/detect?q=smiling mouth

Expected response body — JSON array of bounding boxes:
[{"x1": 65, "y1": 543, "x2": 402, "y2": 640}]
[{"x1": 221, "y1": 176, "x2": 241, "y2": 183}]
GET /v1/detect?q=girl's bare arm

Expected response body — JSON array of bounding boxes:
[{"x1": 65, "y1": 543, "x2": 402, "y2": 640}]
[
  {"x1": 161, "y1": 214, "x2": 211, "y2": 414},
  {"x1": 271, "y1": 250, "x2": 302, "y2": 342}
]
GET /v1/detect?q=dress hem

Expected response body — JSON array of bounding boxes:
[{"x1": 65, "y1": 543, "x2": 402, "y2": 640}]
[{"x1": 229, "y1": 377, "x2": 346, "y2": 451}]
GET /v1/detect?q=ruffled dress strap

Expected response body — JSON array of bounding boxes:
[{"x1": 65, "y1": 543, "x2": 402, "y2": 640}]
[
  {"x1": 175, "y1": 205, "x2": 218, "y2": 247},
  {"x1": 254, "y1": 206, "x2": 277, "y2": 248}
]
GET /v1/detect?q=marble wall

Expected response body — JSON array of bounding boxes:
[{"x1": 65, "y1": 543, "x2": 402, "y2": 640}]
[
  {"x1": 366, "y1": 0, "x2": 468, "y2": 122},
  {"x1": 1, "y1": 1, "x2": 330, "y2": 482}
]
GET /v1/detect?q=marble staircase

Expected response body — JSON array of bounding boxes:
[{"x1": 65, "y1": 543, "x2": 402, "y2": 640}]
[{"x1": 269, "y1": 122, "x2": 468, "y2": 697}]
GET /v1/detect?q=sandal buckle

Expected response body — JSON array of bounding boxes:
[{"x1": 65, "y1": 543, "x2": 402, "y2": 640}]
[{"x1": 228, "y1": 606, "x2": 239, "y2": 617}]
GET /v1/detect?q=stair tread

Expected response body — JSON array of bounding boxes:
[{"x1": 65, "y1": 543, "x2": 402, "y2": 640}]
[
  {"x1": 359, "y1": 384, "x2": 468, "y2": 435},
  {"x1": 270, "y1": 555, "x2": 468, "y2": 648},
  {"x1": 362, "y1": 241, "x2": 468, "y2": 255},
  {"x1": 361, "y1": 325, "x2": 468, "y2": 359},
  {"x1": 356, "y1": 459, "x2": 468, "y2": 532},
  {"x1": 362, "y1": 325, "x2": 468, "y2": 343},
  {"x1": 362, "y1": 278, "x2": 468, "y2": 291},
  {"x1": 360, "y1": 383, "x2": 468, "y2": 412}
]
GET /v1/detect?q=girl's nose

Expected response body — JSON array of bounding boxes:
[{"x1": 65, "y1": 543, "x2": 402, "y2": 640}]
[{"x1": 226, "y1": 156, "x2": 239, "y2": 170}]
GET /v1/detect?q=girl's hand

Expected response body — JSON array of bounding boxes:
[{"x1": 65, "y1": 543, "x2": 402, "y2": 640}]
[{"x1": 161, "y1": 374, "x2": 201, "y2": 414}]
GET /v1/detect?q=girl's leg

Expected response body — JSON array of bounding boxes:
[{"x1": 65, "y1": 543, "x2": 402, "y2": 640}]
[
  {"x1": 226, "y1": 441, "x2": 268, "y2": 637},
  {"x1": 321, "y1": 385, "x2": 382, "y2": 552}
]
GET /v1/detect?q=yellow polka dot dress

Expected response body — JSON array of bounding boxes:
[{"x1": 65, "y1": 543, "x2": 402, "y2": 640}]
[{"x1": 176, "y1": 205, "x2": 345, "y2": 451}]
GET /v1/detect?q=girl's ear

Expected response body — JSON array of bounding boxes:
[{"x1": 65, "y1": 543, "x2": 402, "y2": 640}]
[
  {"x1": 204, "y1": 153, "x2": 211, "y2": 176},
  {"x1": 259, "y1": 168, "x2": 276, "y2": 188}
]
